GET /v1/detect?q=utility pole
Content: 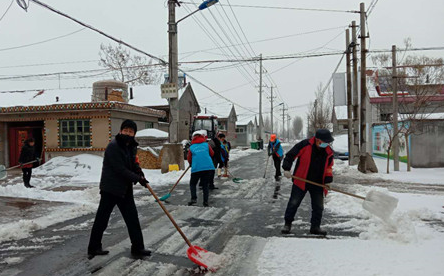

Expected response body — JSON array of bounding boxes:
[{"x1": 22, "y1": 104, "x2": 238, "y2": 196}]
[
  {"x1": 287, "y1": 114, "x2": 291, "y2": 141},
  {"x1": 346, "y1": 28, "x2": 353, "y2": 166},
  {"x1": 359, "y1": 2, "x2": 368, "y2": 172},
  {"x1": 168, "y1": 0, "x2": 179, "y2": 143},
  {"x1": 281, "y1": 105, "x2": 287, "y2": 140},
  {"x1": 269, "y1": 86, "x2": 277, "y2": 133},
  {"x1": 258, "y1": 54, "x2": 263, "y2": 146},
  {"x1": 392, "y1": 45, "x2": 400, "y2": 171},
  {"x1": 351, "y1": 20, "x2": 360, "y2": 165}
]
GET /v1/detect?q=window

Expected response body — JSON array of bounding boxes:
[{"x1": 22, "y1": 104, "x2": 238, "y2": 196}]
[
  {"x1": 60, "y1": 119, "x2": 91, "y2": 148},
  {"x1": 145, "y1": 122, "x2": 154, "y2": 129},
  {"x1": 236, "y1": 128, "x2": 244, "y2": 133}
]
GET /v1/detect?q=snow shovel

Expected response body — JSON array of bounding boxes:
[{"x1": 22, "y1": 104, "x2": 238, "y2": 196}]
[
  {"x1": 263, "y1": 155, "x2": 270, "y2": 178},
  {"x1": 0, "y1": 160, "x2": 39, "y2": 180},
  {"x1": 291, "y1": 175, "x2": 399, "y2": 221},
  {"x1": 227, "y1": 169, "x2": 242, "y2": 183},
  {"x1": 144, "y1": 183, "x2": 218, "y2": 271},
  {"x1": 159, "y1": 166, "x2": 190, "y2": 201}
]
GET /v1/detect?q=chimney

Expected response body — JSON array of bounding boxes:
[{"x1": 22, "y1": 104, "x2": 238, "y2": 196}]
[
  {"x1": 105, "y1": 87, "x2": 108, "y2": 100},
  {"x1": 130, "y1": 87, "x2": 134, "y2": 99},
  {"x1": 56, "y1": 96, "x2": 59, "y2": 102}
]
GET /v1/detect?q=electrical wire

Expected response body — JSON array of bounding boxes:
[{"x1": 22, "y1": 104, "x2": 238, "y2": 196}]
[
  {"x1": 0, "y1": 28, "x2": 86, "y2": 52},
  {"x1": 180, "y1": 2, "x2": 360, "y2": 14},
  {"x1": 0, "y1": 0, "x2": 14, "y2": 22}
]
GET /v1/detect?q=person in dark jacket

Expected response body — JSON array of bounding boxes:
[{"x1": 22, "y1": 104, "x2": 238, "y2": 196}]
[
  {"x1": 88, "y1": 119, "x2": 151, "y2": 259},
  {"x1": 281, "y1": 129, "x2": 334, "y2": 236},
  {"x1": 218, "y1": 133, "x2": 231, "y2": 177},
  {"x1": 208, "y1": 134, "x2": 222, "y2": 190},
  {"x1": 187, "y1": 130, "x2": 215, "y2": 207},
  {"x1": 18, "y1": 138, "x2": 39, "y2": 188},
  {"x1": 267, "y1": 134, "x2": 284, "y2": 181}
]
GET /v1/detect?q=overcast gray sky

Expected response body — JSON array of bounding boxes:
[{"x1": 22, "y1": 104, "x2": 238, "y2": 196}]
[{"x1": 1, "y1": 0, "x2": 444, "y2": 130}]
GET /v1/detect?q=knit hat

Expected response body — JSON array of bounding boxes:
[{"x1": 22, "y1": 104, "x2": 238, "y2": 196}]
[
  {"x1": 120, "y1": 119, "x2": 137, "y2": 133},
  {"x1": 270, "y1": 134, "x2": 276, "y2": 142},
  {"x1": 315, "y1": 129, "x2": 334, "y2": 143}
]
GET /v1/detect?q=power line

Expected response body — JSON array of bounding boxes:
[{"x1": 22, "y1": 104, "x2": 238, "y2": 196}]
[
  {"x1": 0, "y1": 0, "x2": 14, "y2": 22},
  {"x1": 0, "y1": 59, "x2": 98, "y2": 69},
  {"x1": 0, "y1": 28, "x2": 86, "y2": 52},
  {"x1": 180, "y1": 2, "x2": 360, "y2": 14}
]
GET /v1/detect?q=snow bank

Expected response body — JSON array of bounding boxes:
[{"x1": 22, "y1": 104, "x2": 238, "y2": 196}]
[
  {"x1": 229, "y1": 148, "x2": 260, "y2": 161},
  {"x1": 136, "y1": 128, "x2": 168, "y2": 138},
  {"x1": 33, "y1": 154, "x2": 103, "y2": 183},
  {"x1": 257, "y1": 237, "x2": 444, "y2": 276}
]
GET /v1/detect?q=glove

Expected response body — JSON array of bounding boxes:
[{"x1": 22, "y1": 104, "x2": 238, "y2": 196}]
[
  {"x1": 135, "y1": 167, "x2": 145, "y2": 178},
  {"x1": 284, "y1": 170, "x2": 292, "y2": 179},
  {"x1": 138, "y1": 176, "x2": 149, "y2": 188}
]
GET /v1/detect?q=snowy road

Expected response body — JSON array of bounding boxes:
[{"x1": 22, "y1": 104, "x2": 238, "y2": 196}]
[{"x1": 1, "y1": 148, "x2": 444, "y2": 275}]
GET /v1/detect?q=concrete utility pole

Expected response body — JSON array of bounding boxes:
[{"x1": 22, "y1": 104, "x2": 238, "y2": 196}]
[
  {"x1": 392, "y1": 45, "x2": 400, "y2": 171},
  {"x1": 346, "y1": 28, "x2": 354, "y2": 166},
  {"x1": 168, "y1": 0, "x2": 179, "y2": 143},
  {"x1": 281, "y1": 105, "x2": 287, "y2": 140},
  {"x1": 269, "y1": 86, "x2": 277, "y2": 133},
  {"x1": 287, "y1": 114, "x2": 291, "y2": 141},
  {"x1": 351, "y1": 20, "x2": 360, "y2": 165},
  {"x1": 258, "y1": 54, "x2": 263, "y2": 143},
  {"x1": 359, "y1": 2, "x2": 368, "y2": 171}
]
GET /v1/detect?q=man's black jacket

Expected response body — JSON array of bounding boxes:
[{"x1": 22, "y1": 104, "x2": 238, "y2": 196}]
[{"x1": 99, "y1": 134, "x2": 141, "y2": 197}]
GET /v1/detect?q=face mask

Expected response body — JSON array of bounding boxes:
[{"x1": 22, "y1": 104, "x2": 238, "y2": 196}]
[
  {"x1": 319, "y1": 143, "x2": 329, "y2": 148},
  {"x1": 119, "y1": 134, "x2": 135, "y2": 144}
]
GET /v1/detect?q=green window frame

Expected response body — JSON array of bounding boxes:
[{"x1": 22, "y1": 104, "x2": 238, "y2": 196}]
[
  {"x1": 60, "y1": 119, "x2": 91, "y2": 148},
  {"x1": 145, "y1": 122, "x2": 154, "y2": 129}
]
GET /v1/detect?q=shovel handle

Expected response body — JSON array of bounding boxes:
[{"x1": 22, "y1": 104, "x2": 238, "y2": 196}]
[
  {"x1": 145, "y1": 183, "x2": 193, "y2": 248},
  {"x1": 168, "y1": 166, "x2": 190, "y2": 193},
  {"x1": 1, "y1": 160, "x2": 38, "y2": 172},
  {"x1": 263, "y1": 155, "x2": 270, "y2": 178},
  {"x1": 291, "y1": 175, "x2": 365, "y2": 200}
]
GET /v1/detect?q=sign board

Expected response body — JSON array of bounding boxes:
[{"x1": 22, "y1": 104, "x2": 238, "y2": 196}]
[
  {"x1": 333, "y1": 73, "x2": 346, "y2": 106},
  {"x1": 161, "y1": 83, "x2": 178, "y2": 99}
]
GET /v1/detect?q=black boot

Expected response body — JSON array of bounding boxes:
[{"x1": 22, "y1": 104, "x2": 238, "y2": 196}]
[
  {"x1": 131, "y1": 247, "x2": 151, "y2": 257},
  {"x1": 281, "y1": 222, "x2": 292, "y2": 234},
  {"x1": 310, "y1": 226, "x2": 327, "y2": 236},
  {"x1": 188, "y1": 199, "x2": 197, "y2": 206},
  {"x1": 203, "y1": 202, "x2": 209, "y2": 207},
  {"x1": 87, "y1": 247, "x2": 109, "y2": 259}
]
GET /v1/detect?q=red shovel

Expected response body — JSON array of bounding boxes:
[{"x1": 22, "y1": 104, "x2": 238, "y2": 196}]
[{"x1": 144, "y1": 182, "x2": 217, "y2": 271}]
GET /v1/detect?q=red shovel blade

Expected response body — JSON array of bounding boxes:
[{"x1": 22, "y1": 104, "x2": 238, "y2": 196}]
[{"x1": 187, "y1": 245, "x2": 209, "y2": 268}]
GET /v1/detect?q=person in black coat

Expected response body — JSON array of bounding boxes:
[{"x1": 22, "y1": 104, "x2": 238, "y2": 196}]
[
  {"x1": 18, "y1": 138, "x2": 39, "y2": 188},
  {"x1": 208, "y1": 134, "x2": 222, "y2": 190},
  {"x1": 87, "y1": 119, "x2": 151, "y2": 259}
]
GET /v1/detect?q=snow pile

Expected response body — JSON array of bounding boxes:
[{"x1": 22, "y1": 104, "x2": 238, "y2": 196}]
[
  {"x1": 332, "y1": 134, "x2": 348, "y2": 152},
  {"x1": 190, "y1": 249, "x2": 225, "y2": 272},
  {"x1": 136, "y1": 128, "x2": 168, "y2": 138},
  {"x1": 229, "y1": 148, "x2": 260, "y2": 161},
  {"x1": 256, "y1": 237, "x2": 444, "y2": 276},
  {"x1": 33, "y1": 154, "x2": 103, "y2": 183}
]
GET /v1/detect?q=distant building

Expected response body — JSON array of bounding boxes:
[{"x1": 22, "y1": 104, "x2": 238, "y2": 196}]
[
  {"x1": 235, "y1": 119, "x2": 256, "y2": 147},
  {"x1": 216, "y1": 105, "x2": 237, "y2": 146},
  {"x1": 0, "y1": 80, "x2": 165, "y2": 167}
]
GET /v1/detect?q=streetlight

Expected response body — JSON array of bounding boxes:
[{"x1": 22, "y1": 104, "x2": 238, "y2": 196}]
[{"x1": 162, "y1": 0, "x2": 218, "y2": 172}]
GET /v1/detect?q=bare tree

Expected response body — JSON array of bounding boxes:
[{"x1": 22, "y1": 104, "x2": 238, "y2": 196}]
[
  {"x1": 264, "y1": 116, "x2": 271, "y2": 134},
  {"x1": 370, "y1": 39, "x2": 444, "y2": 172},
  {"x1": 292, "y1": 116, "x2": 303, "y2": 139},
  {"x1": 307, "y1": 82, "x2": 333, "y2": 136},
  {"x1": 99, "y1": 43, "x2": 160, "y2": 85}
]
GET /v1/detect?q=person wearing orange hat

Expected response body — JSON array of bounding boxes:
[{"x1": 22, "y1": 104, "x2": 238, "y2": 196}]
[{"x1": 267, "y1": 134, "x2": 284, "y2": 181}]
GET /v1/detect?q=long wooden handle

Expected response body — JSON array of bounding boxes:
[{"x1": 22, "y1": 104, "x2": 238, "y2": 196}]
[
  {"x1": 168, "y1": 166, "x2": 190, "y2": 193},
  {"x1": 291, "y1": 175, "x2": 365, "y2": 200},
  {"x1": 263, "y1": 155, "x2": 270, "y2": 178},
  {"x1": 2, "y1": 160, "x2": 38, "y2": 171},
  {"x1": 145, "y1": 183, "x2": 193, "y2": 248}
]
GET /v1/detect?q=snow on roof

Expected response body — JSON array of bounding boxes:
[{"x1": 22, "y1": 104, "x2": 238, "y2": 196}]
[
  {"x1": 136, "y1": 128, "x2": 169, "y2": 138},
  {"x1": 0, "y1": 84, "x2": 186, "y2": 108},
  {"x1": 334, "y1": 105, "x2": 348, "y2": 120},
  {"x1": 0, "y1": 88, "x2": 93, "y2": 107}
]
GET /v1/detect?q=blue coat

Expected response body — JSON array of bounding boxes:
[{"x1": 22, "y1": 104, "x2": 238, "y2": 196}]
[
  {"x1": 190, "y1": 142, "x2": 215, "y2": 173},
  {"x1": 268, "y1": 139, "x2": 284, "y2": 157}
]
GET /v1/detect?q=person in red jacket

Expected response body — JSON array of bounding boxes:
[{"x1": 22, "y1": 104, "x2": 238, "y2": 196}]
[{"x1": 281, "y1": 129, "x2": 334, "y2": 236}]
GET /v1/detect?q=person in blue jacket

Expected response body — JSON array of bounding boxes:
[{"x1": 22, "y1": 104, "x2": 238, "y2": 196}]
[
  {"x1": 187, "y1": 130, "x2": 215, "y2": 207},
  {"x1": 268, "y1": 134, "x2": 284, "y2": 181}
]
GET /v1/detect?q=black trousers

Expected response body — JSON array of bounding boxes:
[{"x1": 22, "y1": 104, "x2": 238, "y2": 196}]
[
  {"x1": 284, "y1": 184, "x2": 324, "y2": 227},
  {"x1": 88, "y1": 191, "x2": 144, "y2": 252},
  {"x1": 22, "y1": 168, "x2": 32, "y2": 186},
  {"x1": 190, "y1": 170, "x2": 211, "y2": 203},
  {"x1": 272, "y1": 155, "x2": 282, "y2": 177},
  {"x1": 208, "y1": 160, "x2": 217, "y2": 188}
]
